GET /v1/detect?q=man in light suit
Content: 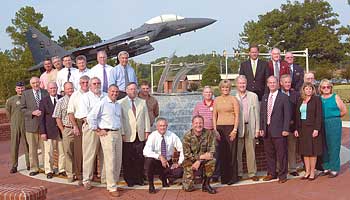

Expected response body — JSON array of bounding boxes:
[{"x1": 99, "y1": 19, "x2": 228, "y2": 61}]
[
  {"x1": 239, "y1": 45, "x2": 270, "y2": 101},
  {"x1": 119, "y1": 82, "x2": 151, "y2": 187},
  {"x1": 284, "y1": 52, "x2": 304, "y2": 92},
  {"x1": 235, "y1": 75, "x2": 260, "y2": 181},
  {"x1": 21, "y1": 77, "x2": 49, "y2": 176},
  {"x1": 39, "y1": 82, "x2": 66, "y2": 179},
  {"x1": 260, "y1": 76, "x2": 291, "y2": 183}
]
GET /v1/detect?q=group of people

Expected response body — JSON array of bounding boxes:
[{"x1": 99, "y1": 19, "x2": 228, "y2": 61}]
[{"x1": 5, "y1": 46, "x2": 347, "y2": 197}]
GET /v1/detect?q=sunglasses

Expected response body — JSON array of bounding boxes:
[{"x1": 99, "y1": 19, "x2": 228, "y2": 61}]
[
  {"x1": 321, "y1": 86, "x2": 331, "y2": 89},
  {"x1": 92, "y1": 82, "x2": 101, "y2": 85}
]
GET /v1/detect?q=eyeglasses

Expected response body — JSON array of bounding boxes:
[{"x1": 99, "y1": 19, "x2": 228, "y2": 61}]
[
  {"x1": 321, "y1": 86, "x2": 331, "y2": 89},
  {"x1": 92, "y1": 82, "x2": 101, "y2": 85}
]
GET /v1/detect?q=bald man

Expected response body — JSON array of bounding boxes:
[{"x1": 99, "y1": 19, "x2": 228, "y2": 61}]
[{"x1": 21, "y1": 77, "x2": 49, "y2": 176}]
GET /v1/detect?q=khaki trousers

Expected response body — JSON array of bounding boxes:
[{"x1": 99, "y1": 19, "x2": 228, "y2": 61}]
[
  {"x1": 62, "y1": 127, "x2": 75, "y2": 178},
  {"x1": 287, "y1": 133, "x2": 297, "y2": 172},
  {"x1": 237, "y1": 124, "x2": 257, "y2": 177},
  {"x1": 43, "y1": 136, "x2": 65, "y2": 174},
  {"x1": 25, "y1": 132, "x2": 43, "y2": 172},
  {"x1": 100, "y1": 130, "x2": 122, "y2": 192},
  {"x1": 82, "y1": 123, "x2": 105, "y2": 184}
]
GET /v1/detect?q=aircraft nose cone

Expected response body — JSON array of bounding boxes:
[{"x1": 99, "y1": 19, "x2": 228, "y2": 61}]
[{"x1": 195, "y1": 18, "x2": 217, "y2": 29}]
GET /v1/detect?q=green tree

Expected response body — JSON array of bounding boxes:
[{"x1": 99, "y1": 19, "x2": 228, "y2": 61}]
[
  {"x1": 201, "y1": 61, "x2": 221, "y2": 86},
  {"x1": 239, "y1": 0, "x2": 347, "y2": 70},
  {"x1": 58, "y1": 27, "x2": 101, "y2": 50}
]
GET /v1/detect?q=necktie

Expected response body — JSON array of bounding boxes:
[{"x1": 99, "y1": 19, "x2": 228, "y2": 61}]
[
  {"x1": 161, "y1": 135, "x2": 167, "y2": 157},
  {"x1": 103, "y1": 65, "x2": 108, "y2": 93},
  {"x1": 290, "y1": 64, "x2": 293, "y2": 78},
  {"x1": 34, "y1": 90, "x2": 40, "y2": 108},
  {"x1": 53, "y1": 97, "x2": 57, "y2": 106},
  {"x1": 267, "y1": 94, "x2": 273, "y2": 125},
  {"x1": 124, "y1": 66, "x2": 129, "y2": 90},
  {"x1": 67, "y1": 68, "x2": 71, "y2": 81},
  {"x1": 252, "y1": 60, "x2": 257, "y2": 77},
  {"x1": 131, "y1": 99, "x2": 136, "y2": 117}
]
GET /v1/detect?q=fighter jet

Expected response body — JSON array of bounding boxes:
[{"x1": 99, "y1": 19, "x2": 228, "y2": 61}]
[{"x1": 26, "y1": 14, "x2": 216, "y2": 71}]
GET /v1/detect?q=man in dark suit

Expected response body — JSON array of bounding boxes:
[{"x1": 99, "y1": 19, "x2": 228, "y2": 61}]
[
  {"x1": 39, "y1": 82, "x2": 66, "y2": 179},
  {"x1": 268, "y1": 48, "x2": 290, "y2": 81},
  {"x1": 284, "y1": 52, "x2": 304, "y2": 92},
  {"x1": 260, "y1": 76, "x2": 291, "y2": 183},
  {"x1": 21, "y1": 77, "x2": 49, "y2": 176},
  {"x1": 239, "y1": 45, "x2": 270, "y2": 101},
  {"x1": 280, "y1": 74, "x2": 300, "y2": 177}
]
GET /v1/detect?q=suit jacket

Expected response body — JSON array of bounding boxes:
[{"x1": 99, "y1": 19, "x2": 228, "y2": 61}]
[
  {"x1": 236, "y1": 91, "x2": 260, "y2": 139},
  {"x1": 268, "y1": 60, "x2": 290, "y2": 78},
  {"x1": 119, "y1": 97, "x2": 151, "y2": 142},
  {"x1": 39, "y1": 95, "x2": 62, "y2": 139},
  {"x1": 239, "y1": 59, "x2": 270, "y2": 101},
  {"x1": 280, "y1": 90, "x2": 299, "y2": 132},
  {"x1": 260, "y1": 91, "x2": 291, "y2": 137},
  {"x1": 20, "y1": 89, "x2": 49, "y2": 133},
  {"x1": 291, "y1": 64, "x2": 304, "y2": 91},
  {"x1": 295, "y1": 95, "x2": 322, "y2": 132}
]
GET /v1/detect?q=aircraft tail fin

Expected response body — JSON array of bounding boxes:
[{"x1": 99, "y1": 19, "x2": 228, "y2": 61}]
[{"x1": 26, "y1": 26, "x2": 68, "y2": 64}]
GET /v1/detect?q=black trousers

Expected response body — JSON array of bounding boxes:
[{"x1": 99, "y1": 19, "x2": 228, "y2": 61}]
[
  {"x1": 264, "y1": 127, "x2": 288, "y2": 180},
  {"x1": 122, "y1": 137, "x2": 145, "y2": 185},
  {"x1": 144, "y1": 157, "x2": 183, "y2": 184},
  {"x1": 217, "y1": 125, "x2": 238, "y2": 184}
]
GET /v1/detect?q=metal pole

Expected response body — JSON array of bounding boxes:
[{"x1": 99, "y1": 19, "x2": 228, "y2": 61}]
[
  {"x1": 225, "y1": 54, "x2": 228, "y2": 79},
  {"x1": 151, "y1": 64, "x2": 154, "y2": 93},
  {"x1": 305, "y1": 48, "x2": 309, "y2": 73}
]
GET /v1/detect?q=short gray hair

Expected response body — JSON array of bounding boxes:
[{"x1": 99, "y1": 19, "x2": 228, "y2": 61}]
[
  {"x1": 118, "y1": 51, "x2": 129, "y2": 58},
  {"x1": 236, "y1": 75, "x2": 247, "y2": 83}
]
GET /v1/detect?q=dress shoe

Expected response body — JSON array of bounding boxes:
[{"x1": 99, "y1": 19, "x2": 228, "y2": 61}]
[
  {"x1": 136, "y1": 180, "x2": 145, "y2": 186},
  {"x1": 127, "y1": 182, "x2": 134, "y2": 187},
  {"x1": 58, "y1": 172, "x2": 67, "y2": 177},
  {"x1": 308, "y1": 176, "x2": 316, "y2": 181},
  {"x1": 251, "y1": 176, "x2": 259, "y2": 181},
  {"x1": 10, "y1": 167, "x2": 17, "y2": 174},
  {"x1": 149, "y1": 184, "x2": 156, "y2": 194},
  {"x1": 84, "y1": 182, "x2": 92, "y2": 190},
  {"x1": 211, "y1": 177, "x2": 219, "y2": 182},
  {"x1": 202, "y1": 177, "x2": 217, "y2": 194},
  {"x1": 238, "y1": 176, "x2": 243, "y2": 180},
  {"x1": 109, "y1": 191, "x2": 120, "y2": 197},
  {"x1": 328, "y1": 171, "x2": 338, "y2": 178},
  {"x1": 47, "y1": 172, "x2": 54, "y2": 179},
  {"x1": 227, "y1": 180, "x2": 237, "y2": 185},
  {"x1": 263, "y1": 175, "x2": 277, "y2": 181},
  {"x1": 301, "y1": 175, "x2": 309, "y2": 180},
  {"x1": 289, "y1": 171, "x2": 299, "y2": 176},
  {"x1": 26, "y1": 166, "x2": 30, "y2": 171},
  {"x1": 29, "y1": 171, "x2": 39, "y2": 176},
  {"x1": 278, "y1": 178, "x2": 287, "y2": 183},
  {"x1": 184, "y1": 187, "x2": 196, "y2": 192}
]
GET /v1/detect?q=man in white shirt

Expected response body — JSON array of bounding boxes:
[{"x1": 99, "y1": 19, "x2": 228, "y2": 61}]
[
  {"x1": 143, "y1": 117, "x2": 184, "y2": 194},
  {"x1": 71, "y1": 55, "x2": 90, "y2": 90},
  {"x1": 88, "y1": 50, "x2": 113, "y2": 93},
  {"x1": 109, "y1": 51, "x2": 138, "y2": 99},
  {"x1": 87, "y1": 84, "x2": 122, "y2": 197},
  {"x1": 67, "y1": 75, "x2": 90, "y2": 185},
  {"x1": 56, "y1": 55, "x2": 76, "y2": 94},
  {"x1": 80, "y1": 77, "x2": 106, "y2": 190}
]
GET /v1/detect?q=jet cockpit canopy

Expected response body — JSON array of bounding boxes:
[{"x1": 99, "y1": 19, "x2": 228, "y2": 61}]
[{"x1": 145, "y1": 14, "x2": 185, "y2": 24}]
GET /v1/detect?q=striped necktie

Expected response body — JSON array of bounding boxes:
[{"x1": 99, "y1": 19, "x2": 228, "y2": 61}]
[
  {"x1": 161, "y1": 135, "x2": 167, "y2": 157},
  {"x1": 267, "y1": 94, "x2": 273, "y2": 125},
  {"x1": 34, "y1": 90, "x2": 40, "y2": 108},
  {"x1": 103, "y1": 65, "x2": 108, "y2": 93},
  {"x1": 124, "y1": 67, "x2": 129, "y2": 89},
  {"x1": 67, "y1": 68, "x2": 71, "y2": 81}
]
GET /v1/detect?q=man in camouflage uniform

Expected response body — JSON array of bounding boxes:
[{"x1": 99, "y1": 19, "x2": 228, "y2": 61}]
[
  {"x1": 5, "y1": 81, "x2": 30, "y2": 173},
  {"x1": 182, "y1": 115, "x2": 217, "y2": 194}
]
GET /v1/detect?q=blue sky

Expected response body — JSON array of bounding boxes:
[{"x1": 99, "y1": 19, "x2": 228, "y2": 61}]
[{"x1": 0, "y1": 0, "x2": 349, "y2": 63}]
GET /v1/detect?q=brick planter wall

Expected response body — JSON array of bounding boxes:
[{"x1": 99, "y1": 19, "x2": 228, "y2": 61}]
[{"x1": 0, "y1": 109, "x2": 10, "y2": 141}]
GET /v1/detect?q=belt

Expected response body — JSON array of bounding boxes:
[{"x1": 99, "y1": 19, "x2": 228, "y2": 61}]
[
  {"x1": 245, "y1": 122, "x2": 248, "y2": 124},
  {"x1": 103, "y1": 128, "x2": 119, "y2": 132}
]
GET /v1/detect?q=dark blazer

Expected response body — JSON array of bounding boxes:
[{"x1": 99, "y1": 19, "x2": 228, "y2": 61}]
[
  {"x1": 280, "y1": 90, "x2": 300, "y2": 132},
  {"x1": 21, "y1": 89, "x2": 49, "y2": 133},
  {"x1": 291, "y1": 64, "x2": 304, "y2": 91},
  {"x1": 239, "y1": 59, "x2": 270, "y2": 101},
  {"x1": 260, "y1": 91, "x2": 291, "y2": 137},
  {"x1": 268, "y1": 60, "x2": 290, "y2": 78},
  {"x1": 295, "y1": 95, "x2": 322, "y2": 132},
  {"x1": 39, "y1": 95, "x2": 62, "y2": 139}
]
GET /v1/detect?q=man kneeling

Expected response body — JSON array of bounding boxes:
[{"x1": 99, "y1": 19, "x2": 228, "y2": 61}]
[
  {"x1": 182, "y1": 115, "x2": 217, "y2": 194},
  {"x1": 143, "y1": 117, "x2": 184, "y2": 194}
]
